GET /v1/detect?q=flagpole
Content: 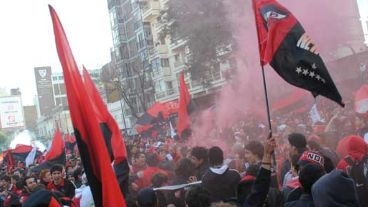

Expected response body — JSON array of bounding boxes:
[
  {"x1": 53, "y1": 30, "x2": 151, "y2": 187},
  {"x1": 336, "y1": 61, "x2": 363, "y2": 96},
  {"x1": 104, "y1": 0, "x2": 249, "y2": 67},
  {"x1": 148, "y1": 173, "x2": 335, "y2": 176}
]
[
  {"x1": 251, "y1": 0, "x2": 276, "y2": 168},
  {"x1": 261, "y1": 65, "x2": 277, "y2": 168},
  {"x1": 261, "y1": 65, "x2": 272, "y2": 134}
]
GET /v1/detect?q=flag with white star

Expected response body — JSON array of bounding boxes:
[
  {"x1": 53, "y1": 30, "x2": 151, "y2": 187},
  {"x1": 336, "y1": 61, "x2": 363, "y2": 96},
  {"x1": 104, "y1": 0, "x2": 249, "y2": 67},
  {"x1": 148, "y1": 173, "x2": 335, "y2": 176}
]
[{"x1": 252, "y1": 0, "x2": 344, "y2": 107}]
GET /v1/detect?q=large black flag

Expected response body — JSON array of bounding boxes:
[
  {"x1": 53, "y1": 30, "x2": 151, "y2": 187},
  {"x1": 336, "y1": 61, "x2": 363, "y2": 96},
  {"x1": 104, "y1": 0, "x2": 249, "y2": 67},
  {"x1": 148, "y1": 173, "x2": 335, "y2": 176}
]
[{"x1": 252, "y1": 0, "x2": 344, "y2": 107}]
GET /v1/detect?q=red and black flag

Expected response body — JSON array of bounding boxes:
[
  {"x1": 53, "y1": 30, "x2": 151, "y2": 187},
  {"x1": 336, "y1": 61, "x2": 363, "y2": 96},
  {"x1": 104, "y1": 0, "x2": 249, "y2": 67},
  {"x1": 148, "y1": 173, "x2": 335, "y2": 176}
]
[
  {"x1": 64, "y1": 134, "x2": 76, "y2": 154},
  {"x1": 32, "y1": 129, "x2": 66, "y2": 173},
  {"x1": 49, "y1": 5, "x2": 127, "y2": 207},
  {"x1": 252, "y1": 0, "x2": 344, "y2": 107},
  {"x1": 136, "y1": 102, "x2": 168, "y2": 125},
  {"x1": 83, "y1": 67, "x2": 130, "y2": 196},
  {"x1": 3, "y1": 145, "x2": 41, "y2": 169},
  {"x1": 44, "y1": 129, "x2": 66, "y2": 164},
  {"x1": 177, "y1": 72, "x2": 194, "y2": 139}
]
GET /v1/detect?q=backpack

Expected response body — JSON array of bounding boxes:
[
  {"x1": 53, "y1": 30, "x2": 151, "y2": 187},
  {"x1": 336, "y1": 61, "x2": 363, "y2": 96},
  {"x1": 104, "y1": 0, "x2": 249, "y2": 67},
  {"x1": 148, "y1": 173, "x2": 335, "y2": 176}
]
[{"x1": 345, "y1": 155, "x2": 368, "y2": 207}]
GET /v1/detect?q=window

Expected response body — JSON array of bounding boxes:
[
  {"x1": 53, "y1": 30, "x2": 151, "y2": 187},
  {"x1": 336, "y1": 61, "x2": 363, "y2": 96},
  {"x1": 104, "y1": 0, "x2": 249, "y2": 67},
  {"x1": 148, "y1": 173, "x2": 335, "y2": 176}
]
[
  {"x1": 155, "y1": 82, "x2": 160, "y2": 92},
  {"x1": 174, "y1": 54, "x2": 180, "y2": 62},
  {"x1": 52, "y1": 77, "x2": 57, "y2": 81},
  {"x1": 160, "y1": 36, "x2": 166, "y2": 45},
  {"x1": 53, "y1": 84, "x2": 60, "y2": 95},
  {"x1": 56, "y1": 97, "x2": 62, "y2": 106},
  {"x1": 151, "y1": 58, "x2": 161, "y2": 73},
  {"x1": 58, "y1": 76, "x2": 63, "y2": 80},
  {"x1": 62, "y1": 97, "x2": 68, "y2": 106},
  {"x1": 161, "y1": 58, "x2": 169, "y2": 67},
  {"x1": 137, "y1": 33, "x2": 144, "y2": 49},
  {"x1": 166, "y1": 81, "x2": 173, "y2": 90},
  {"x1": 60, "y1": 83, "x2": 66, "y2": 95},
  {"x1": 109, "y1": 9, "x2": 117, "y2": 27}
]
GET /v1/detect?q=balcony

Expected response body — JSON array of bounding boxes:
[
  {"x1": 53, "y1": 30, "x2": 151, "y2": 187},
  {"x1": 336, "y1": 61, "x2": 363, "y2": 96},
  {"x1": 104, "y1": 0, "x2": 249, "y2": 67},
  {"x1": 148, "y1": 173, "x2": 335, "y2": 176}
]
[
  {"x1": 162, "y1": 66, "x2": 171, "y2": 76},
  {"x1": 142, "y1": 0, "x2": 160, "y2": 22},
  {"x1": 169, "y1": 39, "x2": 186, "y2": 51},
  {"x1": 155, "y1": 44, "x2": 168, "y2": 54},
  {"x1": 173, "y1": 61, "x2": 186, "y2": 71},
  {"x1": 155, "y1": 89, "x2": 177, "y2": 100}
]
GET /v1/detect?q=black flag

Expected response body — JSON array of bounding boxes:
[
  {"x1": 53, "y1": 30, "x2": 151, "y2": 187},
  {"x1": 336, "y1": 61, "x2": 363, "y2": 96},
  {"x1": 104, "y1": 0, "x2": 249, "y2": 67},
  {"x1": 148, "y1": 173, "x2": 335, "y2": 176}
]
[{"x1": 252, "y1": 0, "x2": 344, "y2": 107}]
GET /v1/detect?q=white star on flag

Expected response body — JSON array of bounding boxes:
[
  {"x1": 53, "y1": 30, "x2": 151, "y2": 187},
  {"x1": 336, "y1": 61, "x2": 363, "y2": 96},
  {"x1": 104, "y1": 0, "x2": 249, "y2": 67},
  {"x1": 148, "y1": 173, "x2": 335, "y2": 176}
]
[
  {"x1": 296, "y1": 67, "x2": 302, "y2": 74},
  {"x1": 309, "y1": 71, "x2": 315, "y2": 77},
  {"x1": 303, "y1": 69, "x2": 309, "y2": 75},
  {"x1": 312, "y1": 63, "x2": 317, "y2": 69},
  {"x1": 316, "y1": 75, "x2": 321, "y2": 80}
]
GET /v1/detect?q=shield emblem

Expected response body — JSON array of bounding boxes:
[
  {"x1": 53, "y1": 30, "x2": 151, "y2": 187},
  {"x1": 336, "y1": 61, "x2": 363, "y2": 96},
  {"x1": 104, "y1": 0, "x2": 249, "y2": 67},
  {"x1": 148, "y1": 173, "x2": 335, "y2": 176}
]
[{"x1": 38, "y1": 69, "x2": 47, "y2": 78}]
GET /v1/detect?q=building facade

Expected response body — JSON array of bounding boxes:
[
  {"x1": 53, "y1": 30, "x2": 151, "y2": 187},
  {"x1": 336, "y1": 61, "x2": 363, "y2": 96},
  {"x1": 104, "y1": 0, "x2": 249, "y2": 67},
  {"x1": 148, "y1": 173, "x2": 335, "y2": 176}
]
[
  {"x1": 137, "y1": 0, "x2": 234, "y2": 106},
  {"x1": 35, "y1": 68, "x2": 102, "y2": 139},
  {"x1": 106, "y1": 0, "x2": 155, "y2": 129},
  {"x1": 34, "y1": 67, "x2": 55, "y2": 117},
  {"x1": 23, "y1": 105, "x2": 37, "y2": 131}
]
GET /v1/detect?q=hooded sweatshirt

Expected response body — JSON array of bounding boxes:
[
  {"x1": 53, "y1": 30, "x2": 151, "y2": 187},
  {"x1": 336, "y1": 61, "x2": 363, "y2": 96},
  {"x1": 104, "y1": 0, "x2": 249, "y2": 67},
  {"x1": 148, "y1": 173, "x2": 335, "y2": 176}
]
[
  {"x1": 312, "y1": 169, "x2": 360, "y2": 207},
  {"x1": 202, "y1": 164, "x2": 241, "y2": 203}
]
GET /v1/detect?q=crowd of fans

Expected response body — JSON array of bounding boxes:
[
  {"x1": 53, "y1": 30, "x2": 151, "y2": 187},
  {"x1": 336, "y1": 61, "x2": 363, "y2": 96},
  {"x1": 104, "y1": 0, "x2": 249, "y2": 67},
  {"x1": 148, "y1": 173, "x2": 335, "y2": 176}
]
[{"x1": 0, "y1": 101, "x2": 367, "y2": 207}]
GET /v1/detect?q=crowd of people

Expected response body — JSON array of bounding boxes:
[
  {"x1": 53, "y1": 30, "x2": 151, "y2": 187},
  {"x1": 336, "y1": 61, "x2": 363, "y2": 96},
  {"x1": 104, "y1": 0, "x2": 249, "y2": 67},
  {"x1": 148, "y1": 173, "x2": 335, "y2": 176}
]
[{"x1": 0, "y1": 100, "x2": 367, "y2": 207}]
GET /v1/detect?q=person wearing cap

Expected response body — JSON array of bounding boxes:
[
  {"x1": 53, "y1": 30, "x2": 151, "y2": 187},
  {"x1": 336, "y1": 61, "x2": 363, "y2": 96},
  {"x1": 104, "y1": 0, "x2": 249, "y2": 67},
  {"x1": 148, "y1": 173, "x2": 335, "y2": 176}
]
[
  {"x1": 283, "y1": 151, "x2": 325, "y2": 203},
  {"x1": 281, "y1": 133, "x2": 307, "y2": 186}
]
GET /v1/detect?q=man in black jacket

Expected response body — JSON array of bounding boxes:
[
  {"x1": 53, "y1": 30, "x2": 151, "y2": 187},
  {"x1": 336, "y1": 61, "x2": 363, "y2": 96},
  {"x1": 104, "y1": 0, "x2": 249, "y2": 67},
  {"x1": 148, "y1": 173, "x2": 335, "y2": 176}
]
[
  {"x1": 202, "y1": 146, "x2": 240, "y2": 203},
  {"x1": 190, "y1": 147, "x2": 209, "y2": 180},
  {"x1": 285, "y1": 163, "x2": 325, "y2": 207}
]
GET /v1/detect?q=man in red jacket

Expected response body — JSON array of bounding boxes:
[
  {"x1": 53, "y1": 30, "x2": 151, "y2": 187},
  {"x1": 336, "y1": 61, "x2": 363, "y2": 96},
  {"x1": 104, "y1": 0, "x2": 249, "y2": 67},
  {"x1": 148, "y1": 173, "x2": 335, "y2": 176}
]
[{"x1": 134, "y1": 153, "x2": 168, "y2": 189}]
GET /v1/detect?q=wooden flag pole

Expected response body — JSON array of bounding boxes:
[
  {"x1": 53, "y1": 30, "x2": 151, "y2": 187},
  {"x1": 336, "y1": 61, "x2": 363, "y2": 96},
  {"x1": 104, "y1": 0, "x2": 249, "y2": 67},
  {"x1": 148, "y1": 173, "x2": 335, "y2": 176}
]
[
  {"x1": 261, "y1": 65, "x2": 277, "y2": 168},
  {"x1": 252, "y1": 0, "x2": 277, "y2": 168},
  {"x1": 261, "y1": 65, "x2": 272, "y2": 134}
]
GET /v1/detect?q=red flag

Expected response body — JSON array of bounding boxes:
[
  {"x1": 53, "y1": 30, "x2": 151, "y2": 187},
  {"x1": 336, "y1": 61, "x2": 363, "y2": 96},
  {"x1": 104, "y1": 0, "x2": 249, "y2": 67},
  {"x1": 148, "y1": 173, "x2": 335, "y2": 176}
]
[
  {"x1": 64, "y1": 134, "x2": 76, "y2": 155},
  {"x1": 82, "y1": 67, "x2": 127, "y2": 163},
  {"x1": 252, "y1": 0, "x2": 343, "y2": 107},
  {"x1": 45, "y1": 129, "x2": 65, "y2": 162},
  {"x1": 252, "y1": 0, "x2": 296, "y2": 66},
  {"x1": 49, "y1": 5, "x2": 126, "y2": 207},
  {"x1": 83, "y1": 68, "x2": 130, "y2": 196},
  {"x1": 177, "y1": 72, "x2": 192, "y2": 138},
  {"x1": 354, "y1": 85, "x2": 368, "y2": 114}
]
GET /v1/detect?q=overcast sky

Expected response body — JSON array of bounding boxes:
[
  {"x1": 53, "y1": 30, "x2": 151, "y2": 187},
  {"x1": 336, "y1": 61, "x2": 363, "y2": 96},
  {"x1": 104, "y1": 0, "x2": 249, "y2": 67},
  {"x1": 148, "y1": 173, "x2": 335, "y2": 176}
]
[
  {"x1": 0, "y1": 0, "x2": 367, "y2": 106},
  {"x1": 0, "y1": 0, "x2": 113, "y2": 105}
]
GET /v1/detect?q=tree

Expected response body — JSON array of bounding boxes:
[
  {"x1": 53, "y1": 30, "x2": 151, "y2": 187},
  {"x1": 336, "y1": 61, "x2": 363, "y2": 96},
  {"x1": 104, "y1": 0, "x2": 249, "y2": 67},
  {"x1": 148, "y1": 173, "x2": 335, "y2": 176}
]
[
  {"x1": 100, "y1": 61, "x2": 154, "y2": 119},
  {"x1": 161, "y1": 0, "x2": 234, "y2": 82}
]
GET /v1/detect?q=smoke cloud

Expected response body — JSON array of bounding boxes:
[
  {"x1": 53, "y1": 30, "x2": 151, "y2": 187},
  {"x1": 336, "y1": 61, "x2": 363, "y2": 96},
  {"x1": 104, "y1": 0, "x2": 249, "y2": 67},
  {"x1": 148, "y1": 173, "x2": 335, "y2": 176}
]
[{"x1": 190, "y1": 0, "x2": 366, "y2": 147}]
